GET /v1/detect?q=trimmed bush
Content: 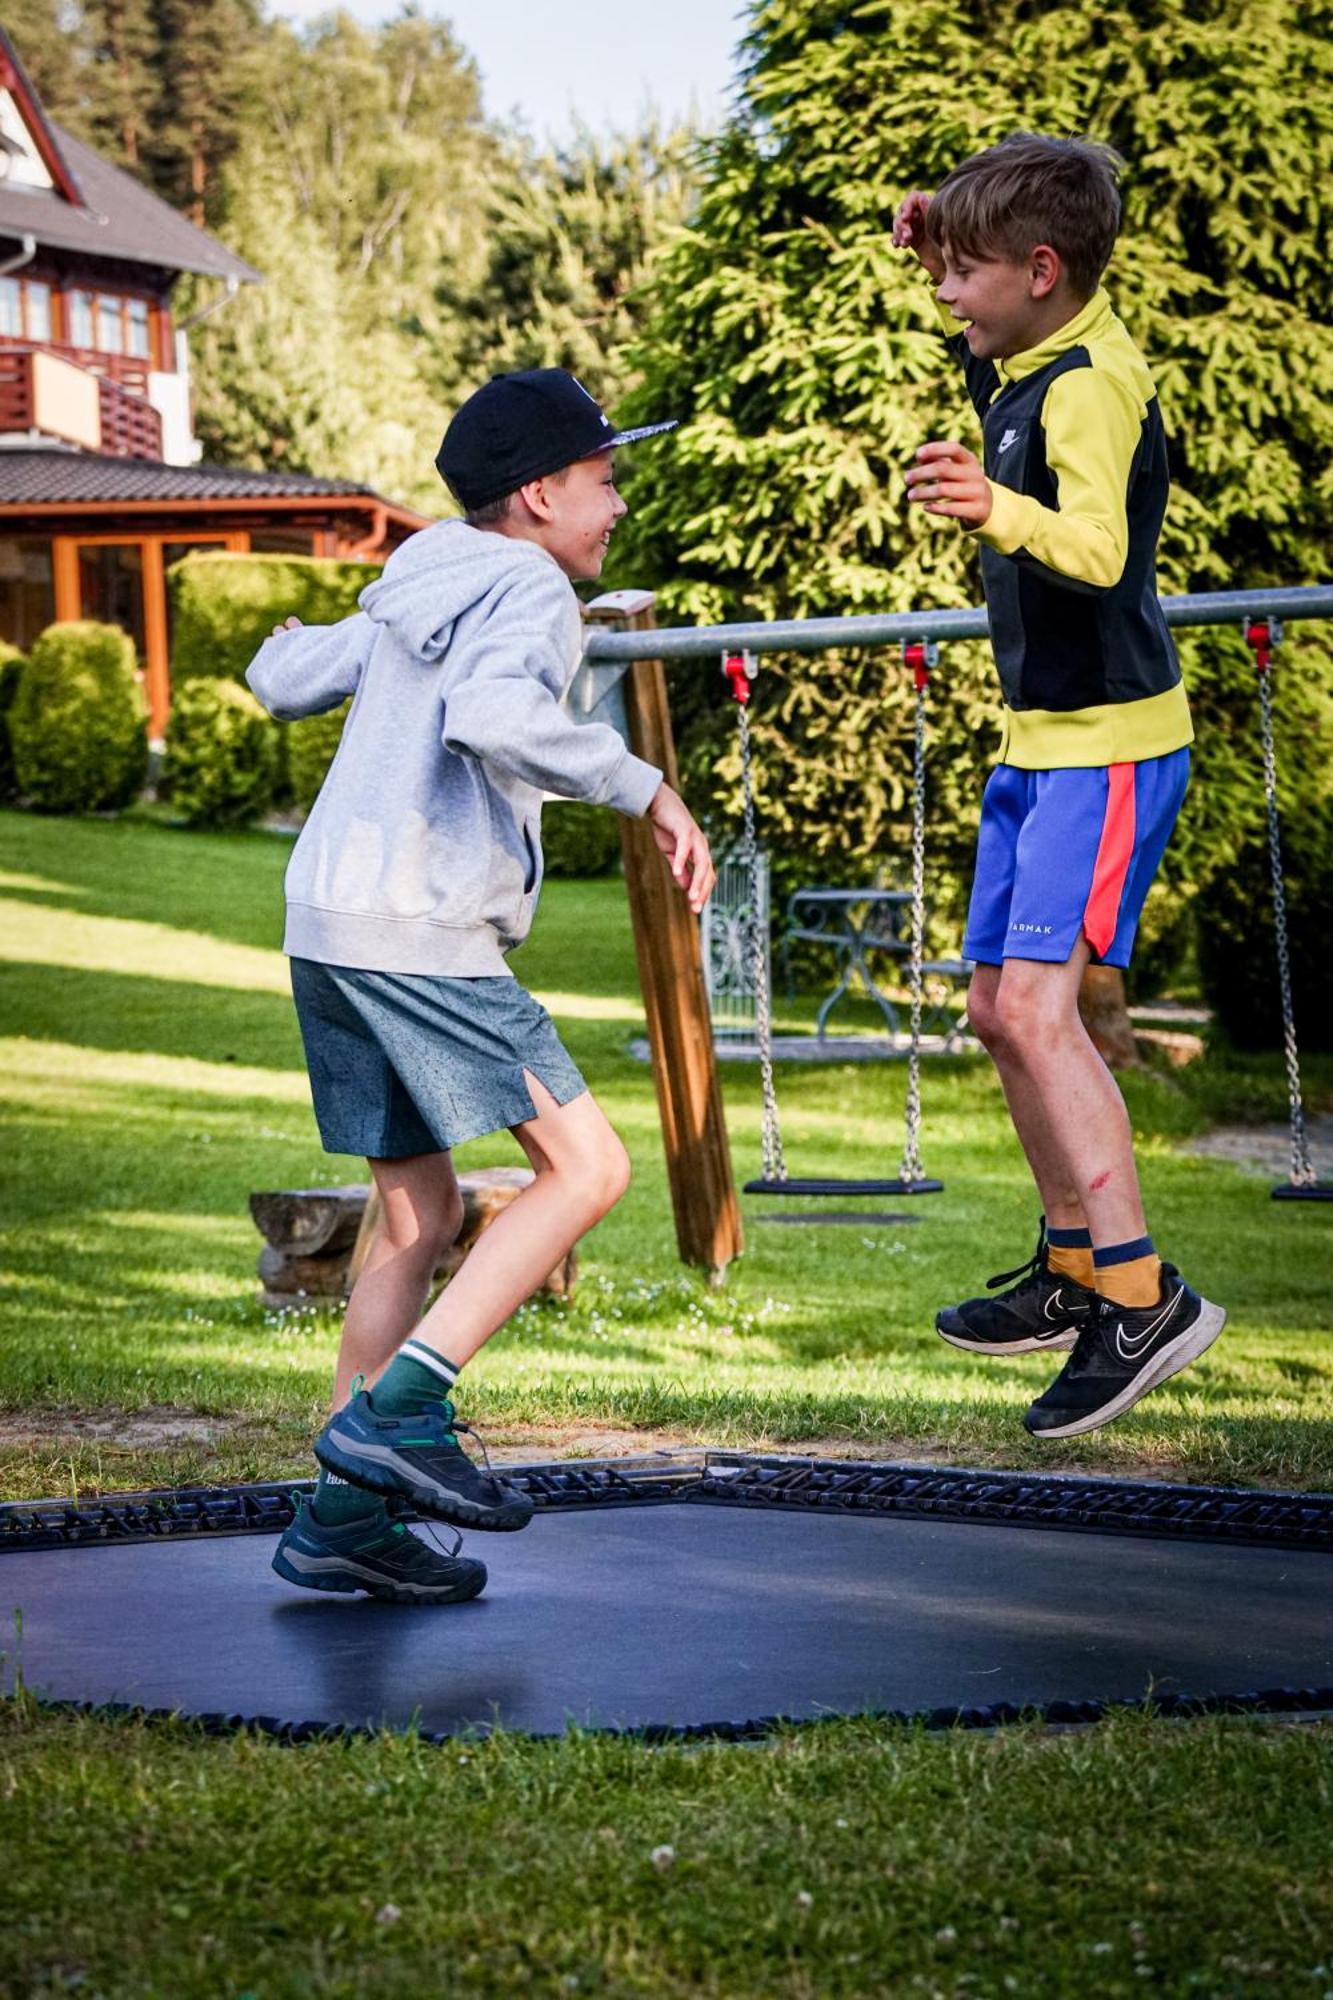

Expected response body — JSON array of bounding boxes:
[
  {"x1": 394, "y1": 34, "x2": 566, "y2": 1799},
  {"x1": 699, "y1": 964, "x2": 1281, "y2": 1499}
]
[
  {"x1": 161, "y1": 677, "x2": 279, "y2": 829},
  {"x1": 541, "y1": 799, "x2": 623, "y2": 879},
  {"x1": 1197, "y1": 799, "x2": 1333, "y2": 1052},
  {"x1": 0, "y1": 641, "x2": 26, "y2": 802},
  {"x1": 10, "y1": 622, "x2": 147, "y2": 814},
  {"x1": 288, "y1": 700, "x2": 350, "y2": 813},
  {"x1": 168, "y1": 552, "x2": 380, "y2": 683}
]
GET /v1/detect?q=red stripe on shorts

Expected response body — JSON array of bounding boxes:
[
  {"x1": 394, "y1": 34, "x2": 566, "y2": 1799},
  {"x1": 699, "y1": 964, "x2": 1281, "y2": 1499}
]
[{"x1": 1083, "y1": 763, "x2": 1136, "y2": 959}]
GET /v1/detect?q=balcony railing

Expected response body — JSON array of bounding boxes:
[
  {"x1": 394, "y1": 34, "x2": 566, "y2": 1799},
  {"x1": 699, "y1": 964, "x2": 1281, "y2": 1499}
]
[
  {"x1": 0, "y1": 343, "x2": 162, "y2": 459},
  {"x1": 0, "y1": 333, "x2": 153, "y2": 397}
]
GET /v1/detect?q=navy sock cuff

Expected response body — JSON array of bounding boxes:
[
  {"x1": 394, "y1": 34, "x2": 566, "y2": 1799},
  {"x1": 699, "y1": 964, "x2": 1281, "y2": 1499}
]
[
  {"x1": 1093, "y1": 1235, "x2": 1156, "y2": 1268},
  {"x1": 1046, "y1": 1225, "x2": 1092, "y2": 1248}
]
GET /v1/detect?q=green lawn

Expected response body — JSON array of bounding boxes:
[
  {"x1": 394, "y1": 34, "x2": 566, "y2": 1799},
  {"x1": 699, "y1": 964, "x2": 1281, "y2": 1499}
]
[
  {"x1": 1, "y1": 808, "x2": 1330, "y2": 1500},
  {"x1": 2, "y1": 809, "x2": 1331, "y2": 1999}
]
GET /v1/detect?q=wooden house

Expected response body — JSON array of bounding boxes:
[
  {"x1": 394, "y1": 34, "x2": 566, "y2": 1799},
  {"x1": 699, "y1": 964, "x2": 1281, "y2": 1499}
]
[{"x1": 0, "y1": 29, "x2": 425, "y2": 739}]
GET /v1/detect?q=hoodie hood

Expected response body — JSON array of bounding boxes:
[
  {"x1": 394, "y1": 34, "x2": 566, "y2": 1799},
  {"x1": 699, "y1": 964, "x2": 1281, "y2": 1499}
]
[{"x1": 358, "y1": 518, "x2": 564, "y2": 664}]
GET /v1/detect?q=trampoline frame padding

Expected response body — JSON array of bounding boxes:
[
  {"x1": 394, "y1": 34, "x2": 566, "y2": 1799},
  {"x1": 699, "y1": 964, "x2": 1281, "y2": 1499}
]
[{"x1": 5, "y1": 1453, "x2": 1332, "y2": 1556}]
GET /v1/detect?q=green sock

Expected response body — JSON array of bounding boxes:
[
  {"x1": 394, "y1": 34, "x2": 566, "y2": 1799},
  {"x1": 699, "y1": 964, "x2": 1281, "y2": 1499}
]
[
  {"x1": 311, "y1": 1466, "x2": 385, "y2": 1527},
  {"x1": 367, "y1": 1337, "x2": 460, "y2": 1420}
]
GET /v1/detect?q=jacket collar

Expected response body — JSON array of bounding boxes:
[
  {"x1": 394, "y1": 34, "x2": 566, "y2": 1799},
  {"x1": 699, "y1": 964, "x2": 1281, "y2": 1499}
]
[{"x1": 995, "y1": 289, "x2": 1113, "y2": 384}]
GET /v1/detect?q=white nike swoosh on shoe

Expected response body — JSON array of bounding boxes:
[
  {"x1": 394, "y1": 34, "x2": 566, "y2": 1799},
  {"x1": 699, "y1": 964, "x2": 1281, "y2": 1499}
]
[{"x1": 1113, "y1": 1285, "x2": 1184, "y2": 1363}]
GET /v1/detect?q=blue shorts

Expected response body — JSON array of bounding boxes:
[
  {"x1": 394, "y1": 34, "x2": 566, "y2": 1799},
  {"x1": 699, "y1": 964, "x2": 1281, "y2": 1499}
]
[
  {"x1": 962, "y1": 749, "x2": 1189, "y2": 969},
  {"x1": 290, "y1": 958, "x2": 588, "y2": 1159}
]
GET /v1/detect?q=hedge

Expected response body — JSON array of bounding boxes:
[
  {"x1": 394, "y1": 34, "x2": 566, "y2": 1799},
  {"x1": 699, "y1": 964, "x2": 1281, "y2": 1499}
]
[
  {"x1": 1197, "y1": 798, "x2": 1333, "y2": 1052},
  {"x1": 9, "y1": 622, "x2": 147, "y2": 814},
  {"x1": 168, "y1": 552, "x2": 379, "y2": 807},
  {"x1": 0, "y1": 640, "x2": 25, "y2": 802},
  {"x1": 541, "y1": 800, "x2": 624, "y2": 878},
  {"x1": 167, "y1": 552, "x2": 380, "y2": 683},
  {"x1": 161, "y1": 677, "x2": 279, "y2": 829}
]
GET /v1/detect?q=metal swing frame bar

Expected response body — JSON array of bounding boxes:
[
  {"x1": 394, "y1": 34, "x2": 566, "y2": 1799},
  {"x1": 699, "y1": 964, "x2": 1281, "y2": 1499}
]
[{"x1": 580, "y1": 585, "x2": 1333, "y2": 1270}]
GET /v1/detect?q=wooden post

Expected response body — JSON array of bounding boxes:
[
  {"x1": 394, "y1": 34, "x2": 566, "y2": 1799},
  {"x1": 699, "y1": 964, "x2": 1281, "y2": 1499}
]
[
  {"x1": 584, "y1": 594, "x2": 743, "y2": 1279},
  {"x1": 140, "y1": 537, "x2": 170, "y2": 743}
]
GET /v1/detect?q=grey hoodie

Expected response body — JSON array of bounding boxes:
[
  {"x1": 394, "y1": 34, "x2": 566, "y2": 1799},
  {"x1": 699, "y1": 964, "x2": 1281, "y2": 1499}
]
[{"x1": 245, "y1": 519, "x2": 661, "y2": 977}]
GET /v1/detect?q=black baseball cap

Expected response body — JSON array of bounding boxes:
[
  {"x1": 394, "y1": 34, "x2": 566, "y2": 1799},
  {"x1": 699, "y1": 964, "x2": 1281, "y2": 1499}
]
[{"x1": 436, "y1": 368, "x2": 678, "y2": 513}]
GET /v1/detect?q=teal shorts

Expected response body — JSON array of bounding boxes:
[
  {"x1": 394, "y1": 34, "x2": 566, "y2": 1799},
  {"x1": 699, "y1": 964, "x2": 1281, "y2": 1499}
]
[{"x1": 290, "y1": 958, "x2": 588, "y2": 1159}]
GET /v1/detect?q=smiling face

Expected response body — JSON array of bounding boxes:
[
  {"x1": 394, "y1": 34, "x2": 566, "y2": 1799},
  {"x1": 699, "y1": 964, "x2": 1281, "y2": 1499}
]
[
  {"x1": 935, "y1": 242, "x2": 1064, "y2": 361},
  {"x1": 516, "y1": 451, "x2": 628, "y2": 581}
]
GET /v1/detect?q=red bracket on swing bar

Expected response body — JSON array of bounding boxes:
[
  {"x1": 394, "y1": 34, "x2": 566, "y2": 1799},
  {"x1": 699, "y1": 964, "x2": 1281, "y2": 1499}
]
[
  {"x1": 902, "y1": 638, "x2": 940, "y2": 690},
  {"x1": 723, "y1": 651, "x2": 757, "y2": 704},
  {"x1": 1243, "y1": 617, "x2": 1283, "y2": 675}
]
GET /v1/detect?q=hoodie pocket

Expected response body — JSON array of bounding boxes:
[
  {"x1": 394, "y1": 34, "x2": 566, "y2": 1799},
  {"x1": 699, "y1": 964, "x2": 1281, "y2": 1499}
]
[{"x1": 521, "y1": 816, "x2": 542, "y2": 898}]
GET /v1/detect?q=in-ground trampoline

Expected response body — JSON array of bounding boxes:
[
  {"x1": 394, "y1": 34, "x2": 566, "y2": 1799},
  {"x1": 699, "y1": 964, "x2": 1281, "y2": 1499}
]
[{"x1": 4, "y1": 1456, "x2": 1332, "y2": 1743}]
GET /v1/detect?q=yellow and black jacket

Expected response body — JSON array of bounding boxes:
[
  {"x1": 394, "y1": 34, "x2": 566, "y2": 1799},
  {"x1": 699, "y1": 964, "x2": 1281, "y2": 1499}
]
[{"x1": 941, "y1": 288, "x2": 1193, "y2": 769}]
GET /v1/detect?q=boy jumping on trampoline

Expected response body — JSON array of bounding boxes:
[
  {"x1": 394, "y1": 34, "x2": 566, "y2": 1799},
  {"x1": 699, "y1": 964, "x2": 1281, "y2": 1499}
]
[
  {"x1": 247, "y1": 369, "x2": 713, "y2": 1602},
  {"x1": 894, "y1": 133, "x2": 1225, "y2": 1439}
]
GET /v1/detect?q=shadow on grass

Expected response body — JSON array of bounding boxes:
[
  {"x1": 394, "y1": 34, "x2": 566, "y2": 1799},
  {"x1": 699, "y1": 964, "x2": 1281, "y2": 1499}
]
[{"x1": 0, "y1": 964, "x2": 304, "y2": 1071}]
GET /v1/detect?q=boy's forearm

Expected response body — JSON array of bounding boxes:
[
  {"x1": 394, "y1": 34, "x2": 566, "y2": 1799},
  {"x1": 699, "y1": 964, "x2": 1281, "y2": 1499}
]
[
  {"x1": 245, "y1": 615, "x2": 371, "y2": 720},
  {"x1": 443, "y1": 654, "x2": 661, "y2": 814}
]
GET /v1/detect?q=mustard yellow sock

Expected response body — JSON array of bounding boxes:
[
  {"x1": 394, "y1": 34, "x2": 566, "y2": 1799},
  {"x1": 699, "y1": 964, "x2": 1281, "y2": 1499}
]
[
  {"x1": 1093, "y1": 1236, "x2": 1163, "y2": 1309},
  {"x1": 1047, "y1": 1243, "x2": 1096, "y2": 1287},
  {"x1": 1045, "y1": 1225, "x2": 1095, "y2": 1290}
]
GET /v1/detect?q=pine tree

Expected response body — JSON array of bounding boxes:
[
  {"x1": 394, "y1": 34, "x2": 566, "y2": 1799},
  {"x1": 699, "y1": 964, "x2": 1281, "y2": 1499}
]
[
  {"x1": 442, "y1": 121, "x2": 695, "y2": 410},
  {"x1": 83, "y1": 0, "x2": 161, "y2": 168},
  {"x1": 150, "y1": 0, "x2": 264, "y2": 223},
  {"x1": 613, "y1": 0, "x2": 1333, "y2": 969}
]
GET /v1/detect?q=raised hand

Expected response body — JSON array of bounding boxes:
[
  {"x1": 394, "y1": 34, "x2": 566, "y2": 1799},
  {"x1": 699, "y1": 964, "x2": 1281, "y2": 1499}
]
[
  {"x1": 904, "y1": 439, "x2": 993, "y2": 528},
  {"x1": 892, "y1": 190, "x2": 944, "y2": 284},
  {"x1": 647, "y1": 783, "x2": 716, "y2": 915}
]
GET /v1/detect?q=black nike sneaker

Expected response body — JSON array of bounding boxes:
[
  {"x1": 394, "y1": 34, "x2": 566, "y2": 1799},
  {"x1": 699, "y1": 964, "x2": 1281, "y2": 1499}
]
[
  {"x1": 936, "y1": 1221, "x2": 1100, "y2": 1356},
  {"x1": 1023, "y1": 1265, "x2": 1226, "y2": 1439}
]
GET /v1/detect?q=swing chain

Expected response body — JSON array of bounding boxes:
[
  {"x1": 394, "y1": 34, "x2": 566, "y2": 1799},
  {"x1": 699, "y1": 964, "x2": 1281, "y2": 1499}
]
[
  {"x1": 1244, "y1": 619, "x2": 1316, "y2": 1189},
  {"x1": 726, "y1": 651, "x2": 786, "y2": 1183},
  {"x1": 899, "y1": 639, "x2": 938, "y2": 1186}
]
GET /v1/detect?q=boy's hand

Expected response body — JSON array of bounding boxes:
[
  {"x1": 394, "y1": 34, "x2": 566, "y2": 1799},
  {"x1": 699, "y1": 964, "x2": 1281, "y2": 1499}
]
[
  {"x1": 892, "y1": 190, "x2": 945, "y2": 284},
  {"x1": 905, "y1": 441, "x2": 993, "y2": 528},
  {"x1": 648, "y1": 783, "x2": 716, "y2": 915},
  {"x1": 271, "y1": 616, "x2": 303, "y2": 637}
]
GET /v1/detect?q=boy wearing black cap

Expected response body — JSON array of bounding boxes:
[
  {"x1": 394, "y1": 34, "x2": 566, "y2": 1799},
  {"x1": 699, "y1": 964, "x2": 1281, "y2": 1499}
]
[{"x1": 248, "y1": 369, "x2": 712, "y2": 1604}]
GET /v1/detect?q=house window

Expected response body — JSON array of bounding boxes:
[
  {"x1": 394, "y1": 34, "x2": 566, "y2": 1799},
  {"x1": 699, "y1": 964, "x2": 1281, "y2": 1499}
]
[
  {"x1": 0, "y1": 278, "x2": 20, "y2": 338},
  {"x1": 0, "y1": 538, "x2": 55, "y2": 652},
  {"x1": 77, "y1": 542, "x2": 146, "y2": 659},
  {"x1": 69, "y1": 290, "x2": 93, "y2": 347},
  {"x1": 126, "y1": 297, "x2": 150, "y2": 360},
  {"x1": 96, "y1": 293, "x2": 124, "y2": 353},
  {"x1": 25, "y1": 280, "x2": 51, "y2": 342}
]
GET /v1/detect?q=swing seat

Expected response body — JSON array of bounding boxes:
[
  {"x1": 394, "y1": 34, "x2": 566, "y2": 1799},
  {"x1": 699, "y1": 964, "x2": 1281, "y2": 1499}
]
[
  {"x1": 1271, "y1": 1182, "x2": 1333, "y2": 1202},
  {"x1": 744, "y1": 1176, "x2": 944, "y2": 1198}
]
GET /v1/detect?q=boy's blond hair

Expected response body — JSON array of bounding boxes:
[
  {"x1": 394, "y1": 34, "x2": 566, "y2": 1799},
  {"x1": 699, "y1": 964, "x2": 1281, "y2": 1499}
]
[{"x1": 928, "y1": 132, "x2": 1123, "y2": 301}]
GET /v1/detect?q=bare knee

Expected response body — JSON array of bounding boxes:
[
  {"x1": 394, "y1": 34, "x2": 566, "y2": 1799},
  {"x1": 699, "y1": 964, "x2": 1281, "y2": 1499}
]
[
  {"x1": 571, "y1": 1132, "x2": 632, "y2": 1223},
  {"x1": 990, "y1": 979, "x2": 1074, "y2": 1061},
  {"x1": 377, "y1": 1187, "x2": 464, "y2": 1271},
  {"x1": 966, "y1": 976, "x2": 1004, "y2": 1052}
]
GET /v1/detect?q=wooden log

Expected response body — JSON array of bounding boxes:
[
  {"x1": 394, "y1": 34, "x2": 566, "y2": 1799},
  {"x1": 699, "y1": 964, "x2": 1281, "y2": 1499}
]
[
  {"x1": 1078, "y1": 964, "x2": 1142, "y2": 1070},
  {"x1": 583, "y1": 593, "x2": 742, "y2": 1280},
  {"x1": 249, "y1": 1186, "x2": 368, "y2": 1257},
  {"x1": 261, "y1": 1168, "x2": 576, "y2": 1306}
]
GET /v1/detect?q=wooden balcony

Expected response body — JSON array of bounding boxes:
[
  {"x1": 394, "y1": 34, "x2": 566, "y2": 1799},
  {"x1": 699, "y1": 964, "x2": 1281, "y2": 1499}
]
[
  {"x1": 0, "y1": 343, "x2": 162, "y2": 459},
  {"x1": 0, "y1": 334, "x2": 153, "y2": 396}
]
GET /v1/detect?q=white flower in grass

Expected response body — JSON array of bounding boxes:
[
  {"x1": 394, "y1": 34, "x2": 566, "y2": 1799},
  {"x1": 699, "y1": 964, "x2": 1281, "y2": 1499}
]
[
  {"x1": 375, "y1": 1904, "x2": 402, "y2": 1926},
  {"x1": 650, "y1": 1845, "x2": 676, "y2": 1873},
  {"x1": 794, "y1": 1891, "x2": 814, "y2": 1912}
]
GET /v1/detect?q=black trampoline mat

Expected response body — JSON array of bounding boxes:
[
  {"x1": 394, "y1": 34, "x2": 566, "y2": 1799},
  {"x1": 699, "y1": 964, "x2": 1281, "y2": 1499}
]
[{"x1": 7, "y1": 1506, "x2": 1332, "y2": 1738}]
